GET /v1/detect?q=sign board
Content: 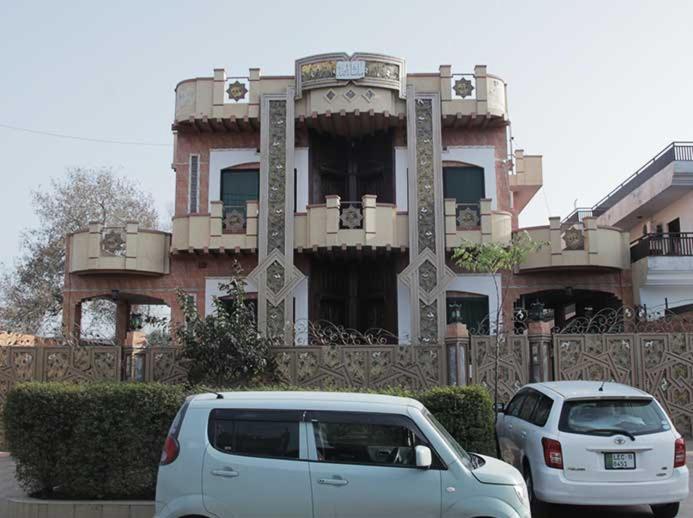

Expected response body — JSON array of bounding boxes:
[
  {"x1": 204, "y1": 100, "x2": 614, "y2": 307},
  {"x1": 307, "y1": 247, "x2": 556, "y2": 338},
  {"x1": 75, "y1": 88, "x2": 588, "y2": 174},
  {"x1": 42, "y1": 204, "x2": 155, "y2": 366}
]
[{"x1": 336, "y1": 60, "x2": 366, "y2": 80}]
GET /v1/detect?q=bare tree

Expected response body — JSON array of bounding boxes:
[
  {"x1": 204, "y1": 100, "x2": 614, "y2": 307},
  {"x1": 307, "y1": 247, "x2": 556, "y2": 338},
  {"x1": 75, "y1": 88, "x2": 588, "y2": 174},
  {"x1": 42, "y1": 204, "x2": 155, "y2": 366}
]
[{"x1": 0, "y1": 167, "x2": 159, "y2": 335}]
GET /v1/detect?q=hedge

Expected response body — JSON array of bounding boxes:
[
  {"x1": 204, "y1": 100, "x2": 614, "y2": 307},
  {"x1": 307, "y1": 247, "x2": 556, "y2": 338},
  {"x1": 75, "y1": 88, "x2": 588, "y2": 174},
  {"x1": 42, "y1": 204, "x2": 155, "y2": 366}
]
[{"x1": 4, "y1": 382, "x2": 494, "y2": 500}]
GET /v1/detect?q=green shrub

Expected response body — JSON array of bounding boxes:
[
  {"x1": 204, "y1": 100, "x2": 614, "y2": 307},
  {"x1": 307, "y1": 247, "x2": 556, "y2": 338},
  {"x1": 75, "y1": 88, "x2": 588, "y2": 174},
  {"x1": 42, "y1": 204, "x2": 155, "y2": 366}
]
[
  {"x1": 5, "y1": 382, "x2": 185, "y2": 499},
  {"x1": 4, "y1": 382, "x2": 494, "y2": 500}
]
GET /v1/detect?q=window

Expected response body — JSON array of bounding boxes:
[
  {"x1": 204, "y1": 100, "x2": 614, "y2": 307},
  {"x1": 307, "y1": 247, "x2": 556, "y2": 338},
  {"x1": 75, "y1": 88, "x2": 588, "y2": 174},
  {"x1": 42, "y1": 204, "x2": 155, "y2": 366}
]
[
  {"x1": 518, "y1": 390, "x2": 541, "y2": 422},
  {"x1": 506, "y1": 391, "x2": 527, "y2": 417},
  {"x1": 311, "y1": 412, "x2": 427, "y2": 468},
  {"x1": 208, "y1": 410, "x2": 300, "y2": 459},
  {"x1": 559, "y1": 398, "x2": 670, "y2": 437},
  {"x1": 221, "y1": 169, "x2": 259, "y2": 231},
  {"x1": 189, "y1": 155, "x2": 200, "y2": 213},
  {"x1": 531, "y1": 394, "x2": 554, "y2": 427},
  {"x1": 443, "y1": 166, "x2": 485, "y2": 229}
]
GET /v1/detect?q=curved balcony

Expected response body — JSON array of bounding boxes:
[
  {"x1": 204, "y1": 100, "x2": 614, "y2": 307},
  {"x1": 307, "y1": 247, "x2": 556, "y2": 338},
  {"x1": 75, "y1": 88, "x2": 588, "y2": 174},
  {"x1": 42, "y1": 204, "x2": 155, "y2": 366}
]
[
  {"x1": 172, "y1": 200, "x2": 258, "y2": 253},
  {"x1": 294, "y1": 195, "x2": 408, "y2": 251},
  {"x1": 518, "y1": 217, "x2": 630, "y2": 271},
  {"x1": 444, "y1": 198, "x2": 512, "y2": 249},
  {"x1": 68, "y1": 223, "x2": 170, "y2": 275}
]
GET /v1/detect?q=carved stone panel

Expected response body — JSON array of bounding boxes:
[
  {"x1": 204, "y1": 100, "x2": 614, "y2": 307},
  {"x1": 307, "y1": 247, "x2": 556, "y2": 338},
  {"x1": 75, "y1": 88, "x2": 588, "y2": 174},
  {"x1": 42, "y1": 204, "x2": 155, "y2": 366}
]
[
  {"x1": 415, "y1": 98, "x2": 435, "y2": 253},
  {"x1": 267, "y1": 100, "x2": 287, "y2": 254},
  {"x1": 471, "y1": 335, "x2": 530, "y2": 403}
]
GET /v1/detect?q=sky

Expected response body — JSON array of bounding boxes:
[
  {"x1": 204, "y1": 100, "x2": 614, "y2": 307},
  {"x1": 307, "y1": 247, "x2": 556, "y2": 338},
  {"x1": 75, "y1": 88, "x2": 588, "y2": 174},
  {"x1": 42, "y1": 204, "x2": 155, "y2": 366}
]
[{"x1": 1, "y1": 0, "x2": 692, "y2": 267}]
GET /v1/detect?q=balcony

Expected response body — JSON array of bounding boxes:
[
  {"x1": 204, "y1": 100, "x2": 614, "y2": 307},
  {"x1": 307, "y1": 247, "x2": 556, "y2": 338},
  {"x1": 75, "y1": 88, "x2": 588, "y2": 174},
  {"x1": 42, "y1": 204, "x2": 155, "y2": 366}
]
[
  {"x1": 439, "y1": 65, "x2": 508, "y2": 127},
  {"x1": 509, "y1": 149, "x2": 543, "y2": 212},
  {"x1": 294, "y1": 194, "x2": 407, "y2": 251},
  {"x1": 171, "y1": 200, "x2": 258, "y2": 253},
  {"x1": 518, "y1": 217, "x2": 630, "y2": 271},
  {"x1": 444, "y1": 198, "x2": 512, "y2": 249},
  {"x1": 631, "y1": 233, "x2": 693, "y2": 263},
  {"x1": 69, "y1": 223, "x2": 170, "y2": 275}
]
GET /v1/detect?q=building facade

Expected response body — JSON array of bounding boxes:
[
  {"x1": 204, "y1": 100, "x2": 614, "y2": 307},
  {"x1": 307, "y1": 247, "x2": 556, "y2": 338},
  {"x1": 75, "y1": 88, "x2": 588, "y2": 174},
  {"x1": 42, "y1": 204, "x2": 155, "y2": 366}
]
[{"x1": 62, "y1": 53, "x2": 639, "y2": 344}]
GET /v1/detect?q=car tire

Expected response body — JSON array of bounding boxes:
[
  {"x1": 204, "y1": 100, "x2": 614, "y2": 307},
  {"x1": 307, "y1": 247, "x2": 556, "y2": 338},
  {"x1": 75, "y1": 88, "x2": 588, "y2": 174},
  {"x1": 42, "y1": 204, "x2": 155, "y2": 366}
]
[
  {"x1": 651, "y1": 503, "x2": 680, "y2": 518},
  {"x1": 524, "y1": 463, "x2": 551, "y2": 518}
]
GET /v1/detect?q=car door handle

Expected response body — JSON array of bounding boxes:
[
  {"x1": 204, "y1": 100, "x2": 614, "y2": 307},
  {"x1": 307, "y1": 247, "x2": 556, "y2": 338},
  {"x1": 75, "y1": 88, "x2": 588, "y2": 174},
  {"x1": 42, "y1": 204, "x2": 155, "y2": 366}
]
[
  {"x1": 520, "y1": 431, "x2": 527, "y2": 439},
  {"x1": 212, "y1": 468, "x2": 239, "y2": 478},
  {"x1": 507, "y1": 424, "x2": 513, "y2": 430},
  {"x1": 318, "y1": 477, "x2": 349, "y2": 487}
]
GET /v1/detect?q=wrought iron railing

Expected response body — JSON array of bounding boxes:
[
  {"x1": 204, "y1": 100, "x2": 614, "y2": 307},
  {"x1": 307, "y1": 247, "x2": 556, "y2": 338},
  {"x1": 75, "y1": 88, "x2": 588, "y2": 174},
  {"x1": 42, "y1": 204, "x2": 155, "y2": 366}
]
[
  {"x1": 222, "y1": 204, "x2": 248, "y2": 233},
  {"x1": 630, "y1": 233, "x2": 693, "y2": 262},
  {"x1": 339, "y1": 201, "x2": 364, "y2": 229},
  {"x1": 455, "y1": 202, "x2": 481, "y2": 230},
  {"x1": 563, "y1": 142, "x2": 693, "y2": 225}
]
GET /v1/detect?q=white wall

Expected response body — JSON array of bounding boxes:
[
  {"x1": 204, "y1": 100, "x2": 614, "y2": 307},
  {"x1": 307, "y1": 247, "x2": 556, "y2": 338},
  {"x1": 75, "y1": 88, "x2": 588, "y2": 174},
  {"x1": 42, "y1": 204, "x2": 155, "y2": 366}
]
[
  {"x1": 441, "y1": 146, "x2": 497, "y2": 209},
  {"x1": 394, "y1": 147, "x2": 408, "y2": 212},
  {"x1": 447, "y1": 274, "x2": 502, "y2": 332},
  {"x1": 628, "y1": 190, "x2": 693, "y2": 241},
  {"x1": 204, "y1": 276, "x2": 258, "y2": 316},
  {"x1": 397, "y1": 279, "x2": 411, "y2": 344},
  {"x1": 295, "y1": 147, "x2": 309, "y2": 212},
  {"x1": 208, "y1": 148, "x2": 261, "y2": 210}
]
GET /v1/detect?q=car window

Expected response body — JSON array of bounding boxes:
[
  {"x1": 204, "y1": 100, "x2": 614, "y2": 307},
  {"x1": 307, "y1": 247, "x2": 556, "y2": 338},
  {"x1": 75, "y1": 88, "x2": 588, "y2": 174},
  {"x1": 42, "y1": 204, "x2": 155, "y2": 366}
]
[
  {"x1": 506, "y1": 391, "x2": 527, "y2": 417},
  {"x1": 310, "y1": 412, "x2": 426, "y2": 468},
  {"x1": 518, "y1": 390, "x2": 540, "y2": 422},
  {"x1": 559, "y1": 398, "x2": 670, "y2": 437},
  {"x1": 531, "y1": 394, "x2": 553, "y2": 427},
  {"x1": 208, "y1": 409, "x2": 300, "y2": 460}
]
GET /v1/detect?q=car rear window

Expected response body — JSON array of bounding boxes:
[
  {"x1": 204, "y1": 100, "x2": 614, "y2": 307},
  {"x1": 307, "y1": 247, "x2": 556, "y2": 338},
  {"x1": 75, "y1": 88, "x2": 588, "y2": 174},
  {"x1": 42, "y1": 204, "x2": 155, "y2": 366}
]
[
  {"x1": 208, "y1": 409, "x2": 301, "y2": 460},
  {"x1": 559, "y1": 398, "x2": 671, "y2": 436}
]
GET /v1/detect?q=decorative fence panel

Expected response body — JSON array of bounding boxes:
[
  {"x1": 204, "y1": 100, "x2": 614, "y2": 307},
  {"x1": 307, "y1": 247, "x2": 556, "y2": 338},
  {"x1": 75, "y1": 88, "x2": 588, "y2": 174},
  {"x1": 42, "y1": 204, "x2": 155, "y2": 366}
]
[
  {"x1": 469, "y1": 335, "x2": 530, "y2": 403},
  {"x1": 273, "y1": 345, "x2": 445, "y2": 390},
  {"x1": 552, "y1": 333, "x2": 693, "y2": 436}
]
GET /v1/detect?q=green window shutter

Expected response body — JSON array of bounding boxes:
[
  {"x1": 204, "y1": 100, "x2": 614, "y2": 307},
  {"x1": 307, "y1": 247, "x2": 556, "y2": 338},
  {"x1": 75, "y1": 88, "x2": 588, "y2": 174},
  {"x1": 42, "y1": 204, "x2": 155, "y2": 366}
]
[
  {"x1": 443, "y1": 166, "x2": 485, "y2": 203},
  {"x1": 221, "y1": 169, "x2": 259, "y2": 208}
]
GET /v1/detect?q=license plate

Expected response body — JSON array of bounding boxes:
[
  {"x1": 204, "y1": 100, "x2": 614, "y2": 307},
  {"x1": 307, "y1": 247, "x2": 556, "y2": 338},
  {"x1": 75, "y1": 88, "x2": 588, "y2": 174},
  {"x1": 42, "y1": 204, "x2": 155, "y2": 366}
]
[{"x1": 605, "y1": 452, "x2": 636, "y2": 470}]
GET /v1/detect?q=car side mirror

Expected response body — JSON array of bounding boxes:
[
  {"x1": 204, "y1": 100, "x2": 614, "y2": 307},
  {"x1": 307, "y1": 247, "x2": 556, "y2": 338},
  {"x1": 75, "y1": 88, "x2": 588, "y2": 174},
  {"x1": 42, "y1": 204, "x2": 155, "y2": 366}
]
[
  {"x1": 415, "y1": 445, "x2": 432, "y2": 469},
  {"x1": 494, "y1": 402, "x2": 506, "y2": 414}
]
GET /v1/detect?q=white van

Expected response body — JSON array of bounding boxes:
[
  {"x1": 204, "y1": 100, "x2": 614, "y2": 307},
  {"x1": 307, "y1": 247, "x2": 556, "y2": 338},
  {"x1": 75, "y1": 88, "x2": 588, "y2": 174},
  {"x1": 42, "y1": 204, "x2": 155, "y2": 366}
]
[{"x1": 155, "y1": 391, "x2": 530, "y2": 518}]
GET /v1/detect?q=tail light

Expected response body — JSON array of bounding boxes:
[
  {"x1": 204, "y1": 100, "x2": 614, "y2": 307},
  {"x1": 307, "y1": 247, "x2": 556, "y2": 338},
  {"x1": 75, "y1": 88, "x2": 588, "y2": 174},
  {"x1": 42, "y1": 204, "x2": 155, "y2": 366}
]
[
  {"x1": 542, "y1": 438, "x2": 564, "y2": 469},
  {"x1": 674, "y1": 437, "x2": 686, "y2": 468},
  {"x1": 160, "y1": 435, "x2": 180, "y2": 465}
]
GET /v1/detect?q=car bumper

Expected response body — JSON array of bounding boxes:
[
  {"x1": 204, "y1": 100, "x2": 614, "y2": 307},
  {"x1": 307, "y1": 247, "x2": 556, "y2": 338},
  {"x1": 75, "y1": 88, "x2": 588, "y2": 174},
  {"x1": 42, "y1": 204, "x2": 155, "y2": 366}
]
[{"x1": 534, "y1": 465, "x2": 689, "y2": 506}]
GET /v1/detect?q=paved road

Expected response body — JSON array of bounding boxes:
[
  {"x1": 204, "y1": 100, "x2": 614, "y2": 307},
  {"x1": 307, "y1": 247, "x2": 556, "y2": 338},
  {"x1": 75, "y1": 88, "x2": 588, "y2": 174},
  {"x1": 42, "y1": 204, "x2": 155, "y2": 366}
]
[{"x1": 0, "y1": 453, "x2": 691, "y2": 516}]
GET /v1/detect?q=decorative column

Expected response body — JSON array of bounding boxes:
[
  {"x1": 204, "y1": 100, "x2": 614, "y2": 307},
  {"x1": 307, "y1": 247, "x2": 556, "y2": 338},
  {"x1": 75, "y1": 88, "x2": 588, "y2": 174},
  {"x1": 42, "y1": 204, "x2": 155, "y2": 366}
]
[
  {"x1": 249, "y1": 89, "x2": 305, "y2": 343},
  {"x1": 398, "y1": 87, "x2": 454, "y2": 345},
  {"x1": 527, "y1": 303, "x2": 555, "y2": 382}
]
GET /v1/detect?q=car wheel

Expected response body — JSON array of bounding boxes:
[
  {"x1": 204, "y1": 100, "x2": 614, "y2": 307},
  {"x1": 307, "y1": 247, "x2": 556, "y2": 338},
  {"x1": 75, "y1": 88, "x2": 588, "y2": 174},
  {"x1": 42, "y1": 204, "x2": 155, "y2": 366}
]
[
  {"x1": 524, "y1": 463, "x2": 550, "y2": 518},
  {"x1": 651, "y1": 503, "x2": 680, "y2": 518}
]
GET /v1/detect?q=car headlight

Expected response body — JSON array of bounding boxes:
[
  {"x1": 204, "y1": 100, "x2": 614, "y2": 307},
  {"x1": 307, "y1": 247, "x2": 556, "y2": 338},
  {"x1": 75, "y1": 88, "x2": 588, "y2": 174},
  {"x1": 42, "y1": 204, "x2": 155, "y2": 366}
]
[{"x1": 513, "y1": 483, "x2": 529, "y2": 507}]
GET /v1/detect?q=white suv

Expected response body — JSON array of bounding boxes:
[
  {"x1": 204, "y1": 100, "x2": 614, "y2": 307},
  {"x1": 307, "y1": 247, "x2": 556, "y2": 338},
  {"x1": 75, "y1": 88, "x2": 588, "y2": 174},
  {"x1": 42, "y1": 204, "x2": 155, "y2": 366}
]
[
  {"x1": 155, "y1": 391, "x2": 530, "y2": 518},
  {"x1": 495, "y1": 381, "x2": 689, "y2": 517}
]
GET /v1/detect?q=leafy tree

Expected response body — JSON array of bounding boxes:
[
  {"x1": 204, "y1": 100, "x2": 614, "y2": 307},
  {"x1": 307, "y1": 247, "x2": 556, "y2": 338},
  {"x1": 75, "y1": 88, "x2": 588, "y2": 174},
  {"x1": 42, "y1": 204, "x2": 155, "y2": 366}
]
[
  {"x1": 0, "y1": 167, "x2": 158, "y2": 336},
  {"x1": 452, "y1": 231, "x2": 545, "y2": 404},
  {"x1": 175, "y1": 264, "x2": 275, "y2": 387}
]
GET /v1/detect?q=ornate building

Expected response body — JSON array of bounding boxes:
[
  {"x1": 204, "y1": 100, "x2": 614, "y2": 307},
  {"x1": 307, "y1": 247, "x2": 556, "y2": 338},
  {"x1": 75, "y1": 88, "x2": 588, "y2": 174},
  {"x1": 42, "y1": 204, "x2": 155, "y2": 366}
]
[{"x1": 62, "y1": 53, "x2": 637, "y2": 344}]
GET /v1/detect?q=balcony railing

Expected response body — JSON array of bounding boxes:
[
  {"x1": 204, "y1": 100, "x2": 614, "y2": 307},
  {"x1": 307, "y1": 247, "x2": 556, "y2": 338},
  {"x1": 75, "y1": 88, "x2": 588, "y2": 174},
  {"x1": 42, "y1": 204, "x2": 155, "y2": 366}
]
[
  {"x1": 563, "y1": 142, "x2": 693, "y2": 225},
  {"x1": 630, "y1": 233, "x2": 693, "y2": 263}
]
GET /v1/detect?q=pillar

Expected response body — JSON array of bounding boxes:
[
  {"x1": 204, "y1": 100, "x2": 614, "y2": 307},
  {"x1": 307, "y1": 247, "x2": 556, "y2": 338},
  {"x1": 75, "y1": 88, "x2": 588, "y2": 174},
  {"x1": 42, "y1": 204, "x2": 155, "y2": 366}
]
[{"x1": 115, "y1": 300, "x2": 131, "y2": 347}]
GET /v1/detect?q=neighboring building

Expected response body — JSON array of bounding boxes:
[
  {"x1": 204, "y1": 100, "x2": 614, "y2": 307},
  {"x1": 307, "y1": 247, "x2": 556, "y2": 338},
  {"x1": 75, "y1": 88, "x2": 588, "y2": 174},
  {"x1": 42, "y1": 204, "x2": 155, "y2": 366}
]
[
  {"x1": 565, "y1": 142, "x2": 693, "y2": 317},
  {"x1": 62, "y1": 53, "x2": 636, "y2": 344}
]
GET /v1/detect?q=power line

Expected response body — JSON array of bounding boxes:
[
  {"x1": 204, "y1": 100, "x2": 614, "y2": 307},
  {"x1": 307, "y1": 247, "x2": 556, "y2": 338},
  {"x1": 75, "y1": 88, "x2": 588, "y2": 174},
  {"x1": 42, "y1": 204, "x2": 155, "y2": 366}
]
[{"x1": 0, "y1": 122, "x2": 171, "y2": 147}]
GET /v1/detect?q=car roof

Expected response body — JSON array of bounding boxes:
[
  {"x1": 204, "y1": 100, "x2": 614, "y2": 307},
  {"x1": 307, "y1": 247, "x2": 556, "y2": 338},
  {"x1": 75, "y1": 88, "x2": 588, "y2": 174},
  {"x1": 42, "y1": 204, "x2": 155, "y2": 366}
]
[
  {"x1": 188, "y1": 391, "x2": 424, "y2": 411},
  {"x1": 528, "y1": 381, "x2": 650, "y2": 400}
]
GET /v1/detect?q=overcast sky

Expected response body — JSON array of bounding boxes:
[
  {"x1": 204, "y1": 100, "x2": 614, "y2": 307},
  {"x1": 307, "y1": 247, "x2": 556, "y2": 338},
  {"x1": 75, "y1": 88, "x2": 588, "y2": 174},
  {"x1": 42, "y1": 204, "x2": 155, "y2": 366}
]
[{"x1": 1, "y1": 0, "x2": 691, "y2": 267}]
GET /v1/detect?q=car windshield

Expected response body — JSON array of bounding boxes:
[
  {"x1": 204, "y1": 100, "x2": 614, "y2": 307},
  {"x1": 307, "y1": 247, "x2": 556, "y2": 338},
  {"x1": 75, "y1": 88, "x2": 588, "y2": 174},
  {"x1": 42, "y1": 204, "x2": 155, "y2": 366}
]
[
  {"x1": 559, "y1": 398, "x2": 670, "y2": 437},
  {"x1": 422, "y1": 408, "x2": 473, "y2": 470}
]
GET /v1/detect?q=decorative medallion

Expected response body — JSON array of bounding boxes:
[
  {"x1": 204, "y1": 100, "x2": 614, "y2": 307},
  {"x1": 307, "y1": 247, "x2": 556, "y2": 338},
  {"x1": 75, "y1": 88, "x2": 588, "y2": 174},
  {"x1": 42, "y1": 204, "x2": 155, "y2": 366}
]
[
  {"x1": 340, "y1": 205, "x2": 363, "y2": 229},
  {"x1": 101, "y1": 228, "x2": 126, "y2": 257},
  {"x1": 563, "y1": 227, "x2": 585, "y2": 250},
  {"x1": 324, "y1": 90, "x2": 336, "y2": 102},
  {"x1": 343, "y1": 89, "x2": 357, "y2": 101},
  {"x1": 223, "y1": 208, "x2": 245, "y2": 233},
  {"x1": 226, "y1": 80, "x2": 248, "y2": 102},
  {"x1": 266, "y1": 261, "x2": 285, "y2": 294},
  {"x1": 418, "y1": 260, "x2": 437, "y2": 293},
  {"x1": 362, "y1": 89, "x2": 376, "y2": 102},
  {"x1": 457, "y1": 207, "x2": 480, "y2": 229},
  {"x1": 453, "y1": 77, "x2": 474, "y2": 98}
]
